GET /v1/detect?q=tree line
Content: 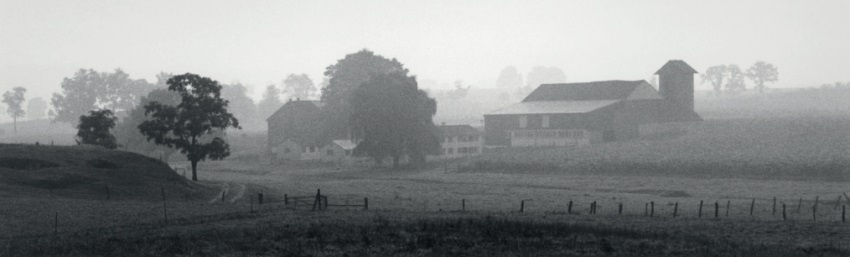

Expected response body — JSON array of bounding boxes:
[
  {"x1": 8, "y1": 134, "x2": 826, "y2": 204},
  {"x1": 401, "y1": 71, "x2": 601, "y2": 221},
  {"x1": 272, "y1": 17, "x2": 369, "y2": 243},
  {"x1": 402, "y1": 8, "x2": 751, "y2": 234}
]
[{"x1": 700, "y1": 61, "x2": 779, "y2": 95}]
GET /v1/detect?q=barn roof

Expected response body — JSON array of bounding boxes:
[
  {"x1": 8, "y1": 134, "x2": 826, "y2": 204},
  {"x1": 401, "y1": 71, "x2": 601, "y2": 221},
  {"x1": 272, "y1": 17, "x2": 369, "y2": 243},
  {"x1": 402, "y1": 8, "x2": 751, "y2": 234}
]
[
  {"x1": 437, "y1": 125, "x2": 479, "y2": 136},
  {"x1": 331, "y1": 140, "x2": 357, "y2": 150},
  {"x1": 266, "y1": 100, "x2": 324, "y2": 122},
  {"x1": 655, "y1": 60, "x2": 698, "y2": 74},
  {"x1": 522, "y1": 81, "x2": 648, "y2": 102},
  {"x1": 487, "y1": 100, "x2": 620, "y2": 115}
]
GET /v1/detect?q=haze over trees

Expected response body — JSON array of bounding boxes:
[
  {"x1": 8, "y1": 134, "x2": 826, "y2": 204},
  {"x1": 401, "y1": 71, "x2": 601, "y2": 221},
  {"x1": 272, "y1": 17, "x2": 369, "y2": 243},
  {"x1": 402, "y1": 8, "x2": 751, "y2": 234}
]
[
  {"x1": 322, "y1": 49, "x2": 408, "y2": 139},
  {"x1": 221, "y1": 82, "x2": 258, "y2": 130},
  {"x1": 524, "y1": 66, "x2": 567, "y2": 95},
  {"x1": 50, "y1": 68, "x2": 156, "y2": 125},
  {"x1": 75, "y1": 109, "x2": 118, "y2": 149},
  {"x1": 114, "y1": 88, "x2": 181, "y2": 160},
  {"x1": 700, "y1": 65, "x2": 727, "y2": 95},
  {"x1": 26, "y1": 97, "x2": 47, "y2": 120},
  {"x1": 257, "y1": 84, "x2": 282, "y2": 121},
  {"x1": 725, "y1": 64, "x2": 746, "y2": 92},
  {"x1": 283, "y1": 73, "x2": 317, "y2": 100},
  {"x1": 2, "y1": 87, "x2": 26, "y2": 133},
  {"x1": 746, "y1": 61, "x2": 779, "y2": 93},
  {"x1": 350, "y1": 71, "x2": 440, "y2": 167},
  {"x1": 495, "y1": 66, "x2": 523, "y2": 89},
  {"x1": 138, "y1": 73, "x2": 240, "y2": 181}
]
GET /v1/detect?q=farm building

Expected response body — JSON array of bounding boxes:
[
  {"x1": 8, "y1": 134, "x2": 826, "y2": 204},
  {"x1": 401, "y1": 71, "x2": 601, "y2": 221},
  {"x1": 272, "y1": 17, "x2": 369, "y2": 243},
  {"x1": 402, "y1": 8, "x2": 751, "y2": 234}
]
[
  {"x1": 484, "y1": 60, "x2": 701, "y2": 147},
  {"x1": 437, "y1": 124, "x2": 483, "y2": 158},
  {"x1": 266, "y1": 99, "x2": 329, "y2": 160}
]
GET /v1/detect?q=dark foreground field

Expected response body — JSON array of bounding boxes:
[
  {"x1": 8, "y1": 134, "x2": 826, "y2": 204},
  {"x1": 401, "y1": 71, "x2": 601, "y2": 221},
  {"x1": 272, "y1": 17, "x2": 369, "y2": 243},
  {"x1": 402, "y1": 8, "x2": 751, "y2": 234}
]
[{"x1": 3, "y1": 208, "x2": 849, "y2": 257}]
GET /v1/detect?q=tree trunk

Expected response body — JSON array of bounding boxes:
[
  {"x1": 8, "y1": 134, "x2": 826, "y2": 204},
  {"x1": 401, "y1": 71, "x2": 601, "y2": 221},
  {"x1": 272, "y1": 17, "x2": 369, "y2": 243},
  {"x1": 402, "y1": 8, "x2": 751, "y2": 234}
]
[{"x1": 191, "y1": 160, "x2": 198, "y2": 181}]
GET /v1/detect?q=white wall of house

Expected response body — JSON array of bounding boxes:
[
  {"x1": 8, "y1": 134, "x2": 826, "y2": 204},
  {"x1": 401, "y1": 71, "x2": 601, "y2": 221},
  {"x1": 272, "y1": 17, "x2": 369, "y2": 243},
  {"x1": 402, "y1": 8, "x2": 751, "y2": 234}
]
[
  {"x1": 509, "y1": 129, "x2": 591, "y2": 147},
  {"x1": 440, "y1": 134, "x2": 483, "y2": 158}
]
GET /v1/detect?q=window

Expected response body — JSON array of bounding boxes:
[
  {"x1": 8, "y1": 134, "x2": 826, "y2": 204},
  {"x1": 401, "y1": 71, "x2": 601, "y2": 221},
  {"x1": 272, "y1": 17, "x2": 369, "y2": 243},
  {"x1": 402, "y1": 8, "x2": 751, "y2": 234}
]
[
  {"x1": 283, "y1": 147, "x2": 291, "y2": 153},
  {"x1": 558, "y1": 131, "x2": 566, "y2": 138},
  {"x1": 327, "y1": 149, "x2": 334, "y2": 156},
  {"x1": 575, "y1": 130, "x2": 584, "y2": 138},
  {"x1": 519, "y1": 115, "x2": 527, "y2": 128},
  {"x1": 542, "y1": 115, "x2": 550, "y2": 128},
  {"x1": 302, "y1": 146, "x2": 307, "y2": 153},
  {"x1": 345, "y1": 150, "x2": 352, "y2": 156},
  {"x1": 309, "y1": 146, "x2": 315, "y2": 153},
  {"x1": 447, "y1": 148, "x2": 454, "y2": 154}
]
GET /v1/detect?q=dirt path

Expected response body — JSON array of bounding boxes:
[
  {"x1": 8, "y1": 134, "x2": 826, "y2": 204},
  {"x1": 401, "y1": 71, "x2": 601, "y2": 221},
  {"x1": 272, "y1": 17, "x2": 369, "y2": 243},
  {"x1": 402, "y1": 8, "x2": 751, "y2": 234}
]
[{"x1": 208, "y1": 182, "x2": 246, "y2": 204}]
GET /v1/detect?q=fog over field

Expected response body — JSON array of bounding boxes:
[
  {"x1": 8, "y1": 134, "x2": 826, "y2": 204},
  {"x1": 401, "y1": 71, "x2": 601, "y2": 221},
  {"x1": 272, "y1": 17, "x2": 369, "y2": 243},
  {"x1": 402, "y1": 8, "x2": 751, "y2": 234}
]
[{"x1": 1, "y1": 1, "x2": 850, "y2": 256}]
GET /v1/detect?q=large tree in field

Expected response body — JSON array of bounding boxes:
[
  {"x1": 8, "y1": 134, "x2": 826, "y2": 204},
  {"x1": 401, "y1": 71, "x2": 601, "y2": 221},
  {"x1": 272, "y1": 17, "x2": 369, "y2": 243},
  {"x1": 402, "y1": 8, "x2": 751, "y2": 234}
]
[
  {"x1": 26, "y1": 97, "x2": 47, "y2": 120},
  {"x1": 350, "y1": 71, "x2": 440, "y2": 168},
  {"x1": 746, "y1": 61, "x2": 779, "y2": 93},
  {"x1": 51, "y1": 68, "x2": 155, "y2": 125},
  {"x1": 322, "y1": 49, "x2": 408, "y2": 139},
  {"x1": 76, "y1": 109, "x2": 118, "y2": 149},
  {"x1": 138, "y1": 73, "x2": 240, "y2": 181},
  {"x1": 700, "y1": 65, "x2": 726, "y2": 96},
  {"x1": 3, "y1": 87, "x2": 26, "y2": 133}
]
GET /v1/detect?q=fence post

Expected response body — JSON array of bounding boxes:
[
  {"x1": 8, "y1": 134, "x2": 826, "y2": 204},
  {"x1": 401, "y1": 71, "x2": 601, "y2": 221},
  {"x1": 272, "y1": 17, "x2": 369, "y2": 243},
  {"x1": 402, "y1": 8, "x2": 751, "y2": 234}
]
[
  {"x1": 312, "y1": 189, "x2": 321, "y2": 211},
  {"x1": 650, "y1": 201, "x2": 654, "y2": 217},
  {"x1": 797, "y1": 197, "x2": 802, "y2": 213},
  {"x1": 592, "y1": 201, "x2": 596, "y2": 214},
  {"x1": 750, "y1": 199, "x2": 755, "y2": 216},
  {"x1": 568, "y1": 200, "x2": 573, "y2": 214},
  {"x1": 462, "y1": 199, "x2": 466, "y2": 211},
  {"x1": 364, "y1": 197, "x2": 369, "y2": 210},
  {"x1": 284, "y1": 194, "x2": 288, "y2": 205},
  {"x1": 813, "y1": 196, "x2": 819, "y2": 221},
  {"x1": 699, "y1": 200, "x2": 703, "y2": 218},
  {"x1": 772, "y1": 197, "x2": 776, "y2": 215},
  {"x1": 161, "y1": 187, "x2": 167, "y2": 225},
  {"x1": 259, "y1": 193, "x2": 264, "y2": 205},
  {"x1": 714, "y1": 202, "x2": 719, "y2": 218},
  {"x1": 54, "y1": 212, "x2": 58, "y2": 235},
  {"x1": 843, "y1": 205, "x2": 846, "y2": 223},
  {"x1": 673, "y1": 202, "x2": 678, "y2": 217},
  {"x1": 618, "y1": 203, "x2": 623, "y2": 215},
  {"x1": 782, "y1": 204, "x2": 786, "y2": 221},
  {"x1": 726, "y1": 200, "x2": 730, "y2": 217},
  {"x1": 221, "y1": 191, "x2": 225, "y2": 203},
  {"x1": 644, "y1": 203, "x2": 648, "y2": 216},
  {"x1": 520, "y1": 200, "x2": 525, "y2": 213}
]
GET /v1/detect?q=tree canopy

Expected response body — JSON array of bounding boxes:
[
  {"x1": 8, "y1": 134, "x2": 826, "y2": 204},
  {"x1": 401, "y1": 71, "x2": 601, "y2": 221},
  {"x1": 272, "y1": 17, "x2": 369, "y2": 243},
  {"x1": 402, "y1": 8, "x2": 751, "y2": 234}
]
[
  {"x1": 496, "y1": 66, "x2": 523, "y2": 89},
  {"x1": 700, "y1": 65, "x2": 726, "y2": 95},
  {"x1": 138, "y1": 73, "x2": 240, "y2": 181},
  {"x1": 322, "y1": 49, "x2": 408, "y2": 139},
  {"x1": 76, "y1": 109, "x2": 118, "y2": 149},
  {"x1": 26, "y1": 96, "x2": 47, "y2": 120},
  {"x1": 51, "y1": 68, "x2": 156, "y2": 125},
  {"x1": 725, "y1": 64, "x2": 746, "y2": 92},
  {"x1": 257, "y1": 84, "x2": 282, "y2": 121},
  {"x1": 2, "y1": 87, "x2": 26, "y2": 133},
  {"x1": 221, "y1": 82, "x2": 258, "y2": 130},
  {"x1": 350, "y1": 71, "x2": 440, "y2": 168},
  {"x1": 114, "y1": 88, "x2": 181, "y2": 159},
  {"x1": 283, "y1": 73, "x2": 316, "y2": 100},
  {"x1": 746, "y1": 61, "x2": 779, "y2": 93}
]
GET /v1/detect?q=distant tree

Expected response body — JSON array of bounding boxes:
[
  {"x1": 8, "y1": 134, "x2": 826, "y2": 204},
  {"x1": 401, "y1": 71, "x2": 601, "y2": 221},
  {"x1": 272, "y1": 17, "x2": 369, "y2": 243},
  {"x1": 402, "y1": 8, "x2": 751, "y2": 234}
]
[
  {"x1": 154, "y1": 72, "x2": 174, "y2": 88},
  {"x1": 76, "y1": 109, "x2": 118, "y2": 149},
  {"x1": 51, "y1": 68, "x2": 154, "y2": 125},
  {"x1": 745, "y1": 61, "x2": 779, "y2": 93},
  {"x1": 350, "y1": 71, "x2": 440, "y2": 168},
  {"x1": 496, "y1": 66, "x2": 523, "y2": 89},
  {"x1": 257, "y1": 84, "x2": 282, "y2": 120},
  {"x1": 446, "y1": 80, "x2": 471, "y2": 100},
  {"x1": 26, "y1": 97, "x2": 47, "y2": 120},
  {"x1": 283, "y1": 73, "x2": 316, "y2": 100},
  {"x1": 114, "y1": 88, "x2": 181, "y2": 159},
  {"x1": 526, "y1": 66, "x2": 567, "y2": 88},
  {"x1": 138, "y1": 73, "x2": 240, "y2": 181},
  {"x1": 221, "y1": 82, "x2": 257, "y2": 130},
  {"x1": 700, "y1": 65, "x2": 727, "y2": 96},
  {"x1": 322, "y1": 49, "x2": 408, "y2": 139},
  {"x1": 725, "y1": 64, "x2": 747, "y2": 92},
  {"x1": 2, "y1": 87, "x2": 26, "y2": 133}
]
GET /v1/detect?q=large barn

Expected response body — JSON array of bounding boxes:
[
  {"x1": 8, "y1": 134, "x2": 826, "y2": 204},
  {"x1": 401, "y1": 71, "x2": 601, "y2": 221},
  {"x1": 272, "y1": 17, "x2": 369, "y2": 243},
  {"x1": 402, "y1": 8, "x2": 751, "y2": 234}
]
[{"x1": 483, "y1": 60, "x2": 701, "y2": 147}]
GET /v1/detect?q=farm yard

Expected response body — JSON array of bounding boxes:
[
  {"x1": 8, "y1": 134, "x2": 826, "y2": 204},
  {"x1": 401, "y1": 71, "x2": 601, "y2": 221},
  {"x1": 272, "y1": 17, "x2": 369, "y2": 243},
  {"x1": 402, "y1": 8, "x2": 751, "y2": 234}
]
[{"x1": 2, "y1": 90, "x2": 850, "y2": 256}]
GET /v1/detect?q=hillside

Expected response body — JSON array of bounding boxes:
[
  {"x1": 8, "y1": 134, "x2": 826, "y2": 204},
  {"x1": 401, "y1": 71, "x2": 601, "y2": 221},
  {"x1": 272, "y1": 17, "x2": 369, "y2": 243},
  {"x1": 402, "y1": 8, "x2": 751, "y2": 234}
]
[{"x1": 0, "y1": 144, "x2": 209, "y2": 200}]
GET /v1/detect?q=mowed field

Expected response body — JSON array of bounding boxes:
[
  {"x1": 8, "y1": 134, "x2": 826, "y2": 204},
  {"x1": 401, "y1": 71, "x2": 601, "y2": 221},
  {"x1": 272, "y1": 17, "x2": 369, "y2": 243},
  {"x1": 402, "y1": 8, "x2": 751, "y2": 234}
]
[{"x1": 3, "y1": 89, "x2": 850, "y2": 256}]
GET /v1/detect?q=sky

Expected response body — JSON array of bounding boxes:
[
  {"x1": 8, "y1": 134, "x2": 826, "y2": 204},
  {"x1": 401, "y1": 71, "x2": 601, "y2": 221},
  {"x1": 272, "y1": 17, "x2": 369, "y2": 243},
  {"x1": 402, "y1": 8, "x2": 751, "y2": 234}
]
[{"x1": 1, "y1": 0, "x2": 849, "y2": 103}]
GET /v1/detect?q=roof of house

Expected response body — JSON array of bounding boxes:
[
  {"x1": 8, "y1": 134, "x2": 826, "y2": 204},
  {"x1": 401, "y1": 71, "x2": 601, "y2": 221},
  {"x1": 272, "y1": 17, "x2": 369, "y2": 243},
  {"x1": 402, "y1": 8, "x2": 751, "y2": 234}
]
[
  {"x1": 331, "y1": 140, "x2": 357, "y2": 150},
  {"x1": 487, "y1": 100, "x2": 621, "y2": 115},
  {"x1": 655, "y1": 60, "x2": 698, "y2": 74},
  {"x1": 437, "y1": 124, "x2": 480, "y2": 136},
  {"x1": 266, "y1": 100, "x2": 324, "y2": 122},
  {"x1": 522, "y1": 80, "x2": 649, "y2": 102}
]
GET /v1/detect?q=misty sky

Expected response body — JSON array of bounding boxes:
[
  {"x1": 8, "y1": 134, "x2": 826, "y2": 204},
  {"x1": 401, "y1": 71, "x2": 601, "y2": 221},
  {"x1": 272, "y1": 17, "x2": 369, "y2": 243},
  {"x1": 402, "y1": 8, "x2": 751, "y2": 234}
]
[{"x1": 2, "y1": 0, "x2": 849, "y2": 102}]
